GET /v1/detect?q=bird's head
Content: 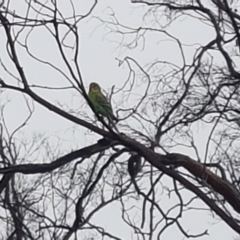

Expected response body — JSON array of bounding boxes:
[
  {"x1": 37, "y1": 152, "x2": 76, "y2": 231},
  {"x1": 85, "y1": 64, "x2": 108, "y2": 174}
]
[{"x1": 89, "y1": 82, "x2": 101, "y2": 93}]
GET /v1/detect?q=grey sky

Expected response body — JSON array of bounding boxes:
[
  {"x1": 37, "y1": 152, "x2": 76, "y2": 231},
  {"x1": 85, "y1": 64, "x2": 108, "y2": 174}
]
[{"x1": 0, "y1": 0, "x2": 238, "y2": 239}]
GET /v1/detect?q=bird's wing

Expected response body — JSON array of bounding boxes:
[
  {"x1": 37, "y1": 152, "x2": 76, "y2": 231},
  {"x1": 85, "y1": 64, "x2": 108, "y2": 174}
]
[
  {"x1": 95, "y1": 92, "x2": 118, "y2": 122},
  {"x1": 95, "y1": 92, "x2": 113, "y2": 113}
]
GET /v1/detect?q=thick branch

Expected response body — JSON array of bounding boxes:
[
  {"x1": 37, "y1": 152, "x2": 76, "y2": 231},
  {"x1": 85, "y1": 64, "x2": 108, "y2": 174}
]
[
  {"x1": 119, "y1": 134, "x2": 240, "y2": 234},
  {"x1": 0, "y1": 140, "x2": 118, "y2": 174}
]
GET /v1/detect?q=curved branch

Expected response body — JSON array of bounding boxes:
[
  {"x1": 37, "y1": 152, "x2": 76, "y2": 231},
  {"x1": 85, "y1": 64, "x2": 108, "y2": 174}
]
[{"x1": 0, "y1": 140, "x2": 118, "y2": 174}]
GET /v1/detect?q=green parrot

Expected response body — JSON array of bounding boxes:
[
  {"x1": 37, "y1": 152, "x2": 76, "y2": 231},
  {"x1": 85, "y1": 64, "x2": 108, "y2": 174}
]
[{"x1": 88, "y1": 82, "x2": 118, "y2": 122}]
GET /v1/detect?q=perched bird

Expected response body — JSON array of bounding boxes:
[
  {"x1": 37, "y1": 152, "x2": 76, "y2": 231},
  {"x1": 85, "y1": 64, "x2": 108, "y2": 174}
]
[{"x1": 88, "y1": 82, "x2": 118, "y2": 122}]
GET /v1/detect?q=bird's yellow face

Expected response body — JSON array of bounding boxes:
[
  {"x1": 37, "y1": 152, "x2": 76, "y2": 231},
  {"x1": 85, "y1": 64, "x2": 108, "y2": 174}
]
[{"x1": 89, "y1": 82, "x2": 101, "y2": 93}]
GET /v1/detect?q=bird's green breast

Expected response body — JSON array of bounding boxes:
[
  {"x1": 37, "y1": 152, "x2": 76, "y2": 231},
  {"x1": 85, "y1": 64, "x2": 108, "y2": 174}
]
[{"x1": 88, "y1": 92, "x2": 107, "y2": 115}]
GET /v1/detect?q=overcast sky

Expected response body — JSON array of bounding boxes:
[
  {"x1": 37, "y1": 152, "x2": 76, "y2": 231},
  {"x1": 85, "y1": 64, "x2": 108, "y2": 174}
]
[{"x1": 0, "y1": 0, "x2": 238, "y2": 239}]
